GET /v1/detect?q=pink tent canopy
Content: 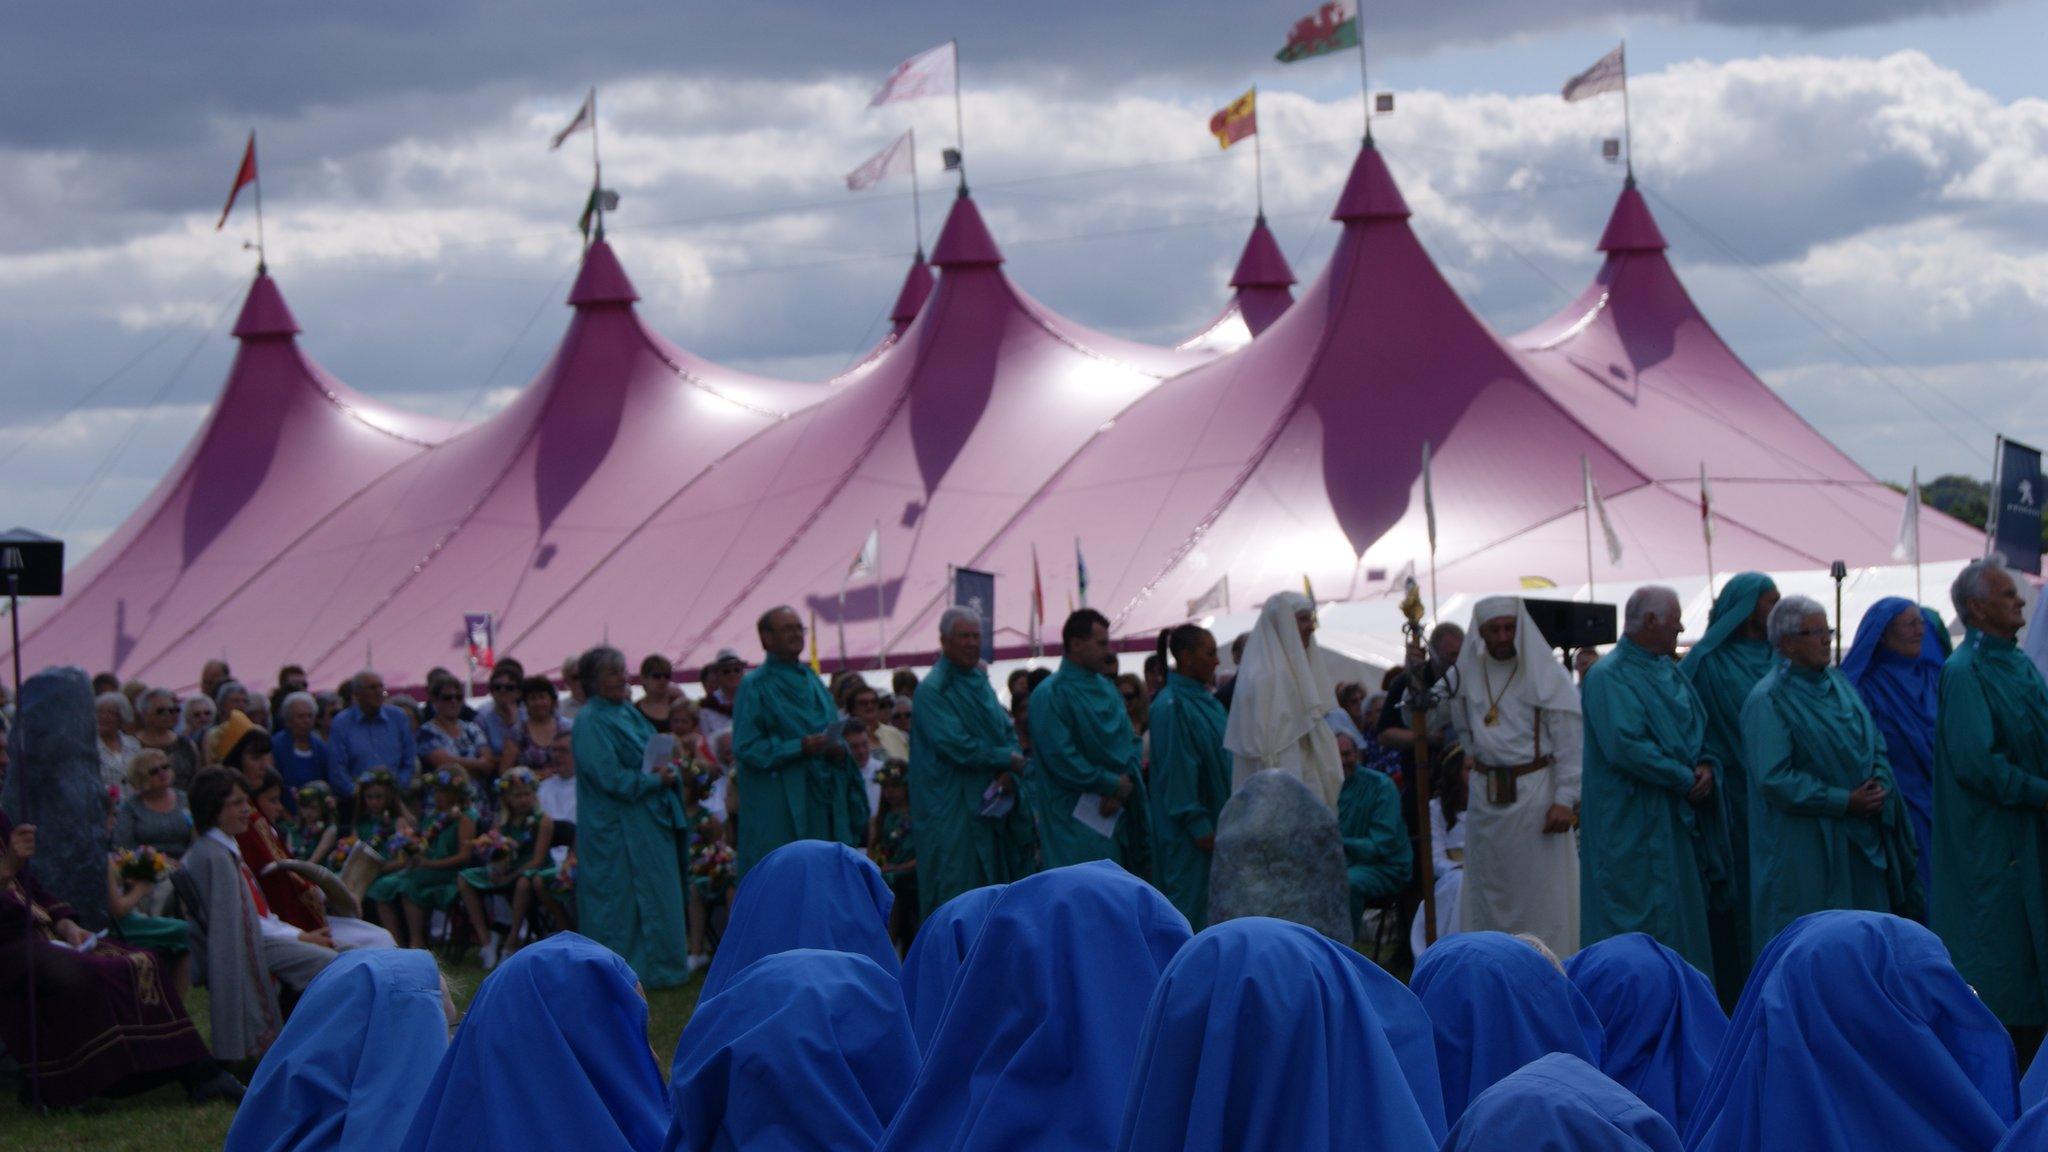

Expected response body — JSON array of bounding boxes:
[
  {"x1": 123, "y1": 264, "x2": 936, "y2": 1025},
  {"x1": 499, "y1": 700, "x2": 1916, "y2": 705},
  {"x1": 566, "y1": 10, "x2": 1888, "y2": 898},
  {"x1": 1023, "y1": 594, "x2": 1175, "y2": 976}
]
[
  {"x1": 11, "y1": 273, "x2": 457, "y2": 676},
  {"x1": 1179, "y1": 215, "x2": 1296, "y2": 353}
]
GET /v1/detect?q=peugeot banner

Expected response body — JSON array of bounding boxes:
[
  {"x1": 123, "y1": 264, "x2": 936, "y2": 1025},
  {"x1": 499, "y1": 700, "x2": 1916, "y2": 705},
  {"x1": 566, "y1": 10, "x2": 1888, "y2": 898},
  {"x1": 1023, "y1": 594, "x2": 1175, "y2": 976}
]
[
  {"x1": 951, "y1": 566, "x2": 996, "y2": 665},
  {"x1": 1991, "y1": 437, "x2": 2043, "y2": 575}
]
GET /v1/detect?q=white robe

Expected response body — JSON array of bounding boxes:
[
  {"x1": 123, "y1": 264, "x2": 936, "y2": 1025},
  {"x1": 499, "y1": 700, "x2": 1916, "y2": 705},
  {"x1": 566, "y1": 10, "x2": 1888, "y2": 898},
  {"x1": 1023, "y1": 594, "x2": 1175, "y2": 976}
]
[{"x1": 1451, "y1": 654, "x2": 1582, "y2": 959}]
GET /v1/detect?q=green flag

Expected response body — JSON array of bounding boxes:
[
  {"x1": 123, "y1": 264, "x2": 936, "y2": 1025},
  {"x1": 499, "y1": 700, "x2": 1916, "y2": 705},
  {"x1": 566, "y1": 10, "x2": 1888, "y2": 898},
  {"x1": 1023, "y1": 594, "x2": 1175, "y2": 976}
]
[
  {"x1": 579, "y1": 186, "x2": 619, "y2": 239},
  {"x1": 1276, "y1": 1, "x2": 1357, "y2": 64}
]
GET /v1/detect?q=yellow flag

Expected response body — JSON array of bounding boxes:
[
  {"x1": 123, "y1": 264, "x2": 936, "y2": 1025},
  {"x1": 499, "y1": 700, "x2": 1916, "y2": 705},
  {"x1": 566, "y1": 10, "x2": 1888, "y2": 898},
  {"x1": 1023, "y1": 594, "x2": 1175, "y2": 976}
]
[
  {"x1": 1208, "y1": 87, "x2": 1257, "y2": 150},
  {"x1": 808, "y1": 608, "x2": 822, "y2": 674},
  {"x1": 1521, "y1": 576, "x2": 1557, "y2": 589},
  {"x1": 1303, "y1": 573, "x2": 1317, "y2": 602}
]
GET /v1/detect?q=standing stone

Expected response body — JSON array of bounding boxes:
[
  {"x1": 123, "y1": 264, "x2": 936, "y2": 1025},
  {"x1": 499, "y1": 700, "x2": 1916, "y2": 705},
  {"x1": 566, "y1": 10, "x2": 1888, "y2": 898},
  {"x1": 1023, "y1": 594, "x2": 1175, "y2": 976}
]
[
  {"x1": 1207, "y1": 769, "x2": 1350, "y2": 941},
  {"x1": 3, "y1": 666, "x2": 109, "y2": 929}
]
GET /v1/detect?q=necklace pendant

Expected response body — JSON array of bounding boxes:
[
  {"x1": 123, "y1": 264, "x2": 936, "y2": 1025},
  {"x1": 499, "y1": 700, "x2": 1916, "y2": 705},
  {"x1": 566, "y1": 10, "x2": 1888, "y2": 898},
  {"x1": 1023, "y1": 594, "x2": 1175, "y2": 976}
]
[{"x1": 1484, "y1": 706, "x2": 1500, "y2": 727}]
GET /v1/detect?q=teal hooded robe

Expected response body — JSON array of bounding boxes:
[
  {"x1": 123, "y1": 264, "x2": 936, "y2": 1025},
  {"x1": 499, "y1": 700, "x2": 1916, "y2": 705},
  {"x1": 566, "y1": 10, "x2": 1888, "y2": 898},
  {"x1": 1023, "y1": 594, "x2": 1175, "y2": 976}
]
[
  {"x1": 1580, "y1": 637, "x2": 1721, "y2": 977},
  {"x1": 1741, "y1": 661, "x2": 1922, "y2": 955},
  {"x1": 1145, "y1": 671, "x2": 1232, "y2": 927},
  {"x1": 1933, "y1": 629, "x2": 2048, "y2": 1027},
  {"x1": 1025, "y1": 658, "x2": 1151, "y2": 874},
  {"x1": 571, "y1": 696, "x2": 690, "y2": 988},
  {"x1": 1338, "y1": 764, "x2": 1411, "y2": 932},
  {"x1": 733, "y1": 656, "x2": 857, "y2": 876},
  {"x1": 909, "y1": 657, "x2": 1030, "y2": 917}
]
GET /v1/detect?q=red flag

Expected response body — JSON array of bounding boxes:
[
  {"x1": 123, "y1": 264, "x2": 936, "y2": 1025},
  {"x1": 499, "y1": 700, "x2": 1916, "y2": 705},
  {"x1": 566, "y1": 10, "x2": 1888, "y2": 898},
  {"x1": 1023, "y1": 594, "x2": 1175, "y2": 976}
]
[
  {"x1": 216, "y1": 133, "x2": 257, "y2": 232},
  {"x1": 1208, "y1": 88, "x2": 1257, "y2": 150}
]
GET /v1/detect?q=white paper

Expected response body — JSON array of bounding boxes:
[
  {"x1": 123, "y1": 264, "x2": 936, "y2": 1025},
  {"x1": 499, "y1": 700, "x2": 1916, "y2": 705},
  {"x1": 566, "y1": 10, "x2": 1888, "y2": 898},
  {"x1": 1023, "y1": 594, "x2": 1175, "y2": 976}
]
[
  {"x1": 643, "y1": 733, "x2": 678, "y2": 775},
  {"x1": 1071, "y1": 795, "x2": 1122, "y2": 839},
  {"x1": 63, "y1": 930, "x2": 110, "y2": 953}
]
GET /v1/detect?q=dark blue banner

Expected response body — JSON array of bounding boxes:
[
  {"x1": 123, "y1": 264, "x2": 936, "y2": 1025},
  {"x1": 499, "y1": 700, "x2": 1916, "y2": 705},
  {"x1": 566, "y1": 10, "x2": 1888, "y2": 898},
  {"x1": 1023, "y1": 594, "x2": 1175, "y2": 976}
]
[
  {"x1": 952, "y1": 566, "x2": 996, "y2": 665},
  {"x1": 1993, "y1": 437, "x2": 2043, "y2": 575}
]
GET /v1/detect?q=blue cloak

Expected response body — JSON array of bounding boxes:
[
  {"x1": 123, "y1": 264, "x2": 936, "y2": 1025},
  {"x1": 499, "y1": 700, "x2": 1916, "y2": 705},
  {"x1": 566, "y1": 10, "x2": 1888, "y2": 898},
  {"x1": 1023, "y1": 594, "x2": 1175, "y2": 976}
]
[
  {"x1": 1410, "y1": 931, "x2": 1607, "y2": 1123},
  {"x1": 875, "y1": 862, "x2": 1191, "y2": 1152},
  {"x1": 897, "y1": 884, "x2": 1004, "y2": 1053},
  {"x1": 1842, "y1": 596, "x2": 1944, "y2": 893},
  {"x1": 666, "y1": 949, "x2": 918, "y2": 1152},
  {"x1": 1685, "y1": 911, "x2": 2017, "y2": 1152},
  {"x1": 226, "y1": 950, "x2": 449, "y2": 1152},
  {"x1": 1115, "y1": 917, "x2": 1441, "y2": 1152},
  {"x1": 1446, "y1": 1053, "x2": 1683, "y2": 1152},
  {"x1": 700, "y1": 839, "x2": 898, "y2": 1001},
  {"x1": 399, "y1": 934, "x2": 670, "y2": 1152},
  {"x1": 1566, "y1": 933, "x2": 1729, "y2": 1135},
  {"x1": 2026, "y1": 1048, "x2": 2048, "y2": 1109},
  {"x1": 1997, "y1": 1098, "x2": 2048, "y2": 1152}
]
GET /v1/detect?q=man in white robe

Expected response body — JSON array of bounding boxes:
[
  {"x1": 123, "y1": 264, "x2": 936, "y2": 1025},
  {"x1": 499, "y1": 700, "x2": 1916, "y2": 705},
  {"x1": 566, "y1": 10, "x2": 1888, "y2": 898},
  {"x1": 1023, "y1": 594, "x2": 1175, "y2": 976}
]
[
  {"x1": 1223, "y1": 591, "x2": 1345, "y2": 809},
  {"x1": 1448, "y1": 595, "x2": 1582, "y2": 958}
]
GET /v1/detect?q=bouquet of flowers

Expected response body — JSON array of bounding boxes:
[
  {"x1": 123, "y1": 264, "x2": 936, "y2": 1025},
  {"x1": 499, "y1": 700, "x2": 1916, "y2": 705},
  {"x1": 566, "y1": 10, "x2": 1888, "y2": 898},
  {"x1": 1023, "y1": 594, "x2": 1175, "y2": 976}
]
[
  {"x1": 326, "y1": 834, "x2": 360, "y2": 871},
  {"x1": 113, "y1": 846, "x2": 172, "y2": 885},
  {"x1": 472, "y1": 829, "x2": 518, "y2": 880},
  {"x1": 549, "y1": 856, "x2": 576, "y2": 894},
  {"x1": 690, "y1": 840, "x2": 736, "y2": 900},
  {"x1": 384, "y1": 830, "x2": 421, "y2": 862}
]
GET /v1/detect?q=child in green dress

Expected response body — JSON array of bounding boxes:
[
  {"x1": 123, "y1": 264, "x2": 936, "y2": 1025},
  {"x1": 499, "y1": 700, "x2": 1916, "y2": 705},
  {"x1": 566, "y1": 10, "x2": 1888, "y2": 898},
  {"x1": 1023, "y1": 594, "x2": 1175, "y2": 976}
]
[
  {"x1": 683, "y1": 768, "x2": 732, "y2": 973},
  {"x1": 106, "y1": 847, "x2": 189, "y2": 1000},
  {"x1": 288, "y1": 781, "x2": 338, "y2": 862},
  {"x1": 396, "y1": 766, "x2": 476, "y2": 950},
  {"x1": 866, "y1": 759, "x2": 918, "y2": 953},
  {"x1": 356, "y1": 768, "x2": 420, "y2": 941},
  {"x1": 457, "y1": 767, "x2": 556, "y2": 971}
]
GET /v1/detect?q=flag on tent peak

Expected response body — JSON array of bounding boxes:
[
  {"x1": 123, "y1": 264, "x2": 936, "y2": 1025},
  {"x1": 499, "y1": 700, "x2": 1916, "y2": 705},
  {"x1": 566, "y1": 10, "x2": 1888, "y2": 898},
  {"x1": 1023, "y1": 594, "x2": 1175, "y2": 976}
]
[
  {"x1": 1276, "y1": 2, "x2": 1357, "y2": 63},
  {"x1": 869, "y1": 42, "x2": 956, "y2": 106},
  {"x1": 847, "y1": 130, "x2": 914, "y2": 191},
  {"x1": 551, "y1": 89, "x2": 595, "y2": 149},
  {"x1": 1563, "y1": 45, "x2": 1625, "y2": 103},
  {"x1": 1209, "y1": 88, "x2": 1257, "y2": 150},
  {"x1": 216, "y1": 133, "x2": 257, "y2": 231}
]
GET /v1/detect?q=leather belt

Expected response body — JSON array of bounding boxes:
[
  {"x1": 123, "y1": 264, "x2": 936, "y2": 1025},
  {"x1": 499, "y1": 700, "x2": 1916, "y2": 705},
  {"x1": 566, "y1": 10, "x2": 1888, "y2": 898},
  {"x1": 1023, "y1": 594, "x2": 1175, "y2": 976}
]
[{"x1": 1475, "y1": 754, "x2": 1555, "y2": 779}]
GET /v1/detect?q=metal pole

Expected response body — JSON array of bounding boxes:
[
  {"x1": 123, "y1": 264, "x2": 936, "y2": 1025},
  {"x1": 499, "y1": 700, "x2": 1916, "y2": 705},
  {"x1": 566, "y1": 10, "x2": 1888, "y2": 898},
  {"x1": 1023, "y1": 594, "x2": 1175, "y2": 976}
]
[
  {"x1": 1620, "y1": 40, "x2": 1633, "y2": 181},
  {"x1": 1355, "y1": 10, "x2": 1371, "y2": 140},
  {"x1": 1831, "y1": 561, "x2": 1848, "y2": 665},
  {"x1": 1582, "y1": 457, "x2": 1597, "y2": 604},
  {"x1": 950, "y1": 39, "x2": 968, "y2": 193},
  {"x1": 590, "y1": 88, "x2": 604, "y2": 238},
  {"x1": 1252, "y1": 92, "x2": 1265, "y2": 218},
  {"x1": 11, "y1": 575, "x2": 41, "y2": 1115},
  {"x1": 252, "y1": 132, "x2": 267, "y2": 274},
  {"x1": 908, "y1": 126, "x2": 924, "y2": 254}
]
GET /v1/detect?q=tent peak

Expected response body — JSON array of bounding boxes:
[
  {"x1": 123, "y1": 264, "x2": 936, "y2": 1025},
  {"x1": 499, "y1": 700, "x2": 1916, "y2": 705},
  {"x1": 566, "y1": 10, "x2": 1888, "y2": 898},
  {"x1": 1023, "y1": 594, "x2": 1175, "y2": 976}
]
[
  {"x1": 231, "y1": 272, "x2": 302, "y2": 340},
  {"x1": 1331, "y1": 140, "x2": 1411, "y2": 223},
  {"x1": 889, "y1": 253, "x2": 935, "y2": 326},
  {"x1": 1596, "y1": 181, "x2": 1668, "y2": 254},
  {"x1": 930, "y1": 193, "x2": 1004, "y2": 268},
  {"x1": 567, "y1": 238, "x2": 641, "y2": 307},
  {"x1": 1230, "y1": 216, "x2": 1295, "y2": 290}
]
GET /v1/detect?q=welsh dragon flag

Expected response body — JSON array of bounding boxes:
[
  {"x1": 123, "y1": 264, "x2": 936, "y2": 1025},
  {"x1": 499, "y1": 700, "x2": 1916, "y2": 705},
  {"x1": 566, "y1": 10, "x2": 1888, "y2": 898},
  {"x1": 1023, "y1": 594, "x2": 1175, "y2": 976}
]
[{"x1": 1276, "y1": 2, "x2": 1357, "y2": 64}]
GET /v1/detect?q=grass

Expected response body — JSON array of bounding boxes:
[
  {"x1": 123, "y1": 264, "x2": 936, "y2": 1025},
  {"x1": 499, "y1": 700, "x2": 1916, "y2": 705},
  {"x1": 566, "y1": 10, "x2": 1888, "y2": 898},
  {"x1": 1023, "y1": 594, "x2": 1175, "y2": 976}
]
[{"x1": 1, "y1": 952, "x2": 704, "y2": 1151}]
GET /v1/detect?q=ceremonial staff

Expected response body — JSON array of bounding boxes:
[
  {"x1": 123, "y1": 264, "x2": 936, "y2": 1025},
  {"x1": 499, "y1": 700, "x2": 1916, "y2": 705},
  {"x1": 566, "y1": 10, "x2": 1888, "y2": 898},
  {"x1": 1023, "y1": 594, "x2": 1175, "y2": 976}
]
[{"x1": 1400, "y1": 579, "x2": 1438, "y2": 945}]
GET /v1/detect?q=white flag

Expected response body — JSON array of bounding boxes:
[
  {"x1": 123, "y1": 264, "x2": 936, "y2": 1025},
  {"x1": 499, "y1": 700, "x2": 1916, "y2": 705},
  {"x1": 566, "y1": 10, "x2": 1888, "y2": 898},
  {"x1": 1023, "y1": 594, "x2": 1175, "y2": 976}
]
[
  {"x1": 1585, "y1": 458, "x2": 1623, "y2": 564},
  {"x1": 1186, "y1": 575, "x2": 1230, "y2": 618},
  {"x1": 550, "y1": 88, "x2": 595, "y2": 150},
  {"x1": 1422, "y1": 441, "x2": 1437, "y2": 550},
  {"x1": 1893, "y1": 466, "x2": 1921, "y2": 563},
  {"x1": 1562, "y1": 45, "x2": 1626, "y2": 103},
  {"x1": 845, "y1": 130, "x2": 913, "y2": 192},
  {"x1": 869, "y1": 42, "x2": 957, "y2": 107},
  {"x1": 848, "y1": 526, "x2": 880, "y2": 580}
]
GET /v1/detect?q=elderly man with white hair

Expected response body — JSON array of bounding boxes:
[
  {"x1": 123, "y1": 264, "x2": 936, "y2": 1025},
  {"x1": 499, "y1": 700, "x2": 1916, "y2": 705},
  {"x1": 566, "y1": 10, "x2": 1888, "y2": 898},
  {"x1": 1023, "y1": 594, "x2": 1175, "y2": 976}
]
[
  {"x1": 1932, "y1": 556, "x2": 2048, "y2": 1052},
  {"x1": 911, "y1": 606, "x2": 1033, "y2": 916},
  {"x1": 1445, "y1": 595, "x2": 1583, "y2": 958},
  {"x1": 1223, "y1": 591, "x2": 1344, "y2": 809},
  {"x1": 1580, "y1": 585, "x2": 1722, "y2": 975},
  {"x1": 1741, "y1": 594, "x2": 1920, "y2": 956}
]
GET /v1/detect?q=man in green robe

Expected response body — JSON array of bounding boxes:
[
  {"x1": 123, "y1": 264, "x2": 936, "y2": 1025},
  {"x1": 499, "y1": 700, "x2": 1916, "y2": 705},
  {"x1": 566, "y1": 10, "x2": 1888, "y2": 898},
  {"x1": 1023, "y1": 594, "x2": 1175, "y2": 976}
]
[
  {"x1": 1146, "y1": 624, "x2": 1231, "y2": 927},
  {"x1": 1742, "y1": 594, "x2": 1922, "y2": 955},
  {"x1": 732, "y1": 606, "x2": 853, "y2": 876},
  {"x1": 1581, "y1": 585, "x2": 1724, "y2": 977},
  {"x1": 1933, "y1": 557, "x2": 2048, "y2": 1049},
  {"x1": 1679, "y1": 572, "x2": 1777, "y2": 1001},
  {"x1": 1335, "y1": 732, "x2": 1410, "y2": 936},
  {"x1": 910, "y1": 607, "x2": 1031, "y2": 917},
  {"x1": 570, "y1": 645, "x2": 690, "y2": 988},
  {"x1": 1026, "y1": 610, "x2": 1151, "y2": 874}
]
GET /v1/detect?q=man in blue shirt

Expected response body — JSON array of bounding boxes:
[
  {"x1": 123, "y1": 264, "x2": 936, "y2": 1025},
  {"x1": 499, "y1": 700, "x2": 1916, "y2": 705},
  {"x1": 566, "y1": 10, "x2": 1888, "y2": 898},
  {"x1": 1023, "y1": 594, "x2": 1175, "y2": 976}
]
[{"x1": 325, "y1": 670, "x2": 419, "y2": 798}]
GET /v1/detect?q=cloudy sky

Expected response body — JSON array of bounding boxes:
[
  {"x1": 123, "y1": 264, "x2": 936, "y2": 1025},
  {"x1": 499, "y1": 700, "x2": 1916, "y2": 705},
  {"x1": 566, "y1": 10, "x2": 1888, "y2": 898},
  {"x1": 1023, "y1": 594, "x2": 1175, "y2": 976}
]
[{"x1": 5, "y1": 1, "x2": 2044, "y2": 561}]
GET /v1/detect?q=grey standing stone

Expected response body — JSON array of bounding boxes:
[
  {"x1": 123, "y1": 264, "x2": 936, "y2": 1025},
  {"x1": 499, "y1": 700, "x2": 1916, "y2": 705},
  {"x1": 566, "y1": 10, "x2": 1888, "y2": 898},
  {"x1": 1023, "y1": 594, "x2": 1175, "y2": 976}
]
[
  {"x1": 1207, "y1": 769, "x2": 1350, "y2": 941},
  {"x1": 3, "y1": 666, "x2": 110, "y2": 929}
]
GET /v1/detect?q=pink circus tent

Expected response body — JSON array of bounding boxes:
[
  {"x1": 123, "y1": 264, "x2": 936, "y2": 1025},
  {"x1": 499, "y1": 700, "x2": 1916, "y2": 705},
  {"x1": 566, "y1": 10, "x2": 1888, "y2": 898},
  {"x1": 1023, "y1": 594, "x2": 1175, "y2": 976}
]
[
  {"x1": 11, "y1": 274, "x2": 458, "y2": 676},
  {"x1": 869, "y1": 143, "x2": 1976, "y2": 654},
  {"x1": 1179, "y1": 215, "x2": 1296, "y2": 353}
]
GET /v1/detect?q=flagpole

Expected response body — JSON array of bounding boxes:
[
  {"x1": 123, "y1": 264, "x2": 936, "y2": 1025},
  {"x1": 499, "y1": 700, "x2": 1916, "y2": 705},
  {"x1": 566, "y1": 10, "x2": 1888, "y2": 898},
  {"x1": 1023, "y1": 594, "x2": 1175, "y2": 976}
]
[
  {"x1": 1582, "y1": 457, "x2": 1597, "y2": 604},
  {"x1": 1912, "y1": 465, "x2": 1923, "y2": 605},
  {"x1": 950, "y1": 38, "x2": 968, "y2": 193},
  {"x1": 1251, "y1": 89, "x2": 1265, "y2": 217},
  {"x1": 837, "y1": 582, "x2": 850, "y2": 671},
  {"x1": 908, "y1": 127, "x2": 925, "y2": 254},
  {"x1": 589, "y1": 88, "x2": 604, "y2": 238},
  {"x1": 1619, "y1": 40, "x2": 1633, "y2": 180},
  {"x1": 252, "y1": 132, "x2": 267, "y2": 274},
  {"x1": 1355, "y1": 8, "x2": 1372, "y2": 140}
]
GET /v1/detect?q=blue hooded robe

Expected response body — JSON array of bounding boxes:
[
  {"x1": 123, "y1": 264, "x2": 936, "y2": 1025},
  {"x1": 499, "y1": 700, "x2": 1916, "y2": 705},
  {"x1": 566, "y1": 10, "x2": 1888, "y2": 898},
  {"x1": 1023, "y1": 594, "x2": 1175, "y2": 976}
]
[
  {"x1": 1116, "y1": 917, "x2": 1442, "y2": 1152},
  {"x1": 666, "y1": 949, "x2": 918, "y2": 1152},
  {"x1": 1685, "y1": 911, "x2": 2017, "y2": 1152},
  {"x1": 1446, "y1": 1053, "x2": 1683, "y2": 1152},
  {"x1": 1565, "y1": 932, "x2": 1729, "y2": 1135},
  {"x1": 1411, "y1": 931, "x2": 1607, "y2": 1124},
  {"x1": 898, "y1": 884, "x2": 1004, "y2": 1053},
  {"x1": 1843, "y1": 597, "x2": 1944, "y2": 896},
  {"x1": 875, "y1": 862, "x2": 1191, "y2": 1152},
  {"x1": 399, "y1": 934, "x2": 670, "y2": 1152},
  {"x1": 1997, "y1": 1098, "x2": 2048, "y2": 1151},
  {"x1": 226, "y1": 950, "x2": 449, "y2": 1152},
  {"x1": 699, "y1": 839, "x2": 898, "y2": 1001}
]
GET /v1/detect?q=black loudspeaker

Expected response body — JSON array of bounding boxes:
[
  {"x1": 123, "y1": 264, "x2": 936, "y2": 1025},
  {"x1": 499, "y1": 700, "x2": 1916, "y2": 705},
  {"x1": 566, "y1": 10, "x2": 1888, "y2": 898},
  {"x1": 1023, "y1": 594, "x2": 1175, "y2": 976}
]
[
  {"x1": 0, "y1": 528, "x2": 63, "y2": 597},
  {"x1": 1522, "y1": 598, "x2": 1617, "y2": 650}
]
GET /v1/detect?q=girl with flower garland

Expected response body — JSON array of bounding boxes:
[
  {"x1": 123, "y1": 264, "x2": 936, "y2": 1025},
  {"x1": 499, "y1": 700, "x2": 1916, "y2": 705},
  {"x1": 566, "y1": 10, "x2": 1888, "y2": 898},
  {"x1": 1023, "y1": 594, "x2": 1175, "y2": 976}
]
[
  {"x1": 354, "y1": 769, "x2": 419, "y2": 938},
  {"x1": 868, "y1": 758, "x2": 919, "y2": 952},
  {"x1": 395, "y1": 766, "x2": 477, "y2": 949},
  {"x1": 683, "y1": 767, "x2": 733, "y2": 973},
  {"x1": 457, "y1": 767, "x2": 557, "y2": 970},
  {"x1": 106, "y1": 844, "x2": 191, "y2": 999},
  {"x1": 287, "y1": 781, "x2": 339, "y2": 863}
]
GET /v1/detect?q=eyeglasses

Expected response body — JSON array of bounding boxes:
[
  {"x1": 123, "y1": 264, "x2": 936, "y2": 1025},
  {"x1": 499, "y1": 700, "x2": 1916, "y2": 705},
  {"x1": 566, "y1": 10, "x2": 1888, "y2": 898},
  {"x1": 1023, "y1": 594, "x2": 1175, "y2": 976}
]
[
  {"x1": 490, "y1": 682, "x2": 518, "y2": 693},
  {"x1": 435, "y1": 694, "x2": 463, "y2": 703},
  {"x1": 1790, "y1": 627, "x2": 1837, "y2": 639}
]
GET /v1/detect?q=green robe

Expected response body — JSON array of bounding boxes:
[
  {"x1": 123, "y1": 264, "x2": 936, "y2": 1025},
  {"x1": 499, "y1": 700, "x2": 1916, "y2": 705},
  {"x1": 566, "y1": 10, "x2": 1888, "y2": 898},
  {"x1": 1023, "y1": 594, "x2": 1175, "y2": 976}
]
[
  {"x1": 1680, "y1": 573, "x2": 1776, "y2": 1000},
  {"x1": 1932, "y1": 630, "x2": 2048, "y2": 1026},
  {"x1": 571, "y1": 696, "x2": 689, "y2": 988},
  {"x1": 1146, "y1": 672, "x2": 1232, "y2": 927},
  {"x1": 1742, "y1": 661, "x2": 1922, "y2": 955},
  {"x1": 732, "y1": 656, "x2": 857, "y2": 875},
  {"x1": 1025, "y1": 658, "x2": 1151, "y2": 875},
  {"x1": 1337, "y1": 766, "x2": 1411, "y2": 932},
  {"x1": 1581, "y1": 636, "x2": 1722, "y2": 977},
  {"x1": 909, "y1": 657, "x2": 1029, "y2": 917}
]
